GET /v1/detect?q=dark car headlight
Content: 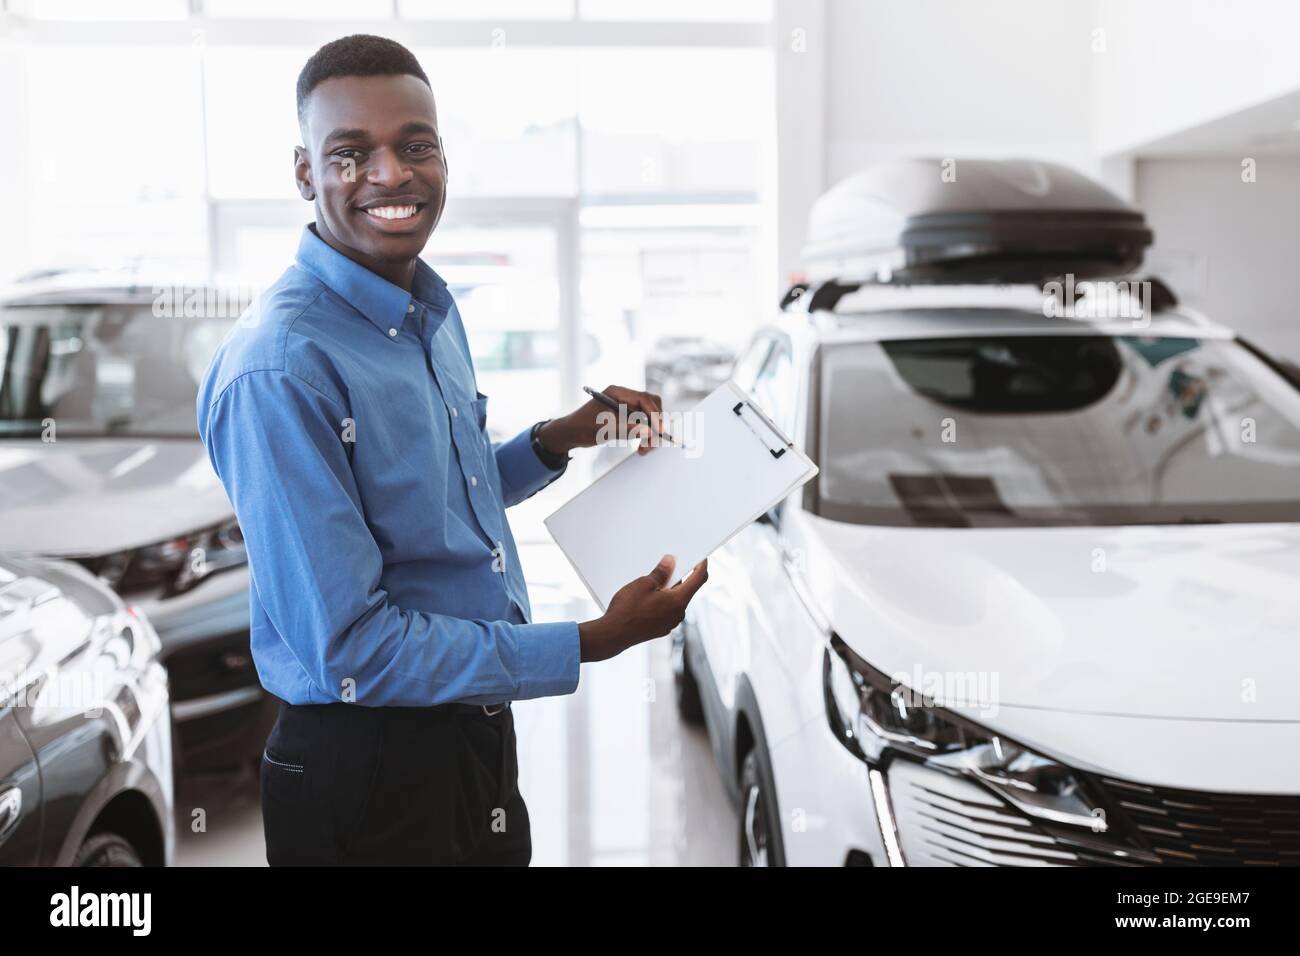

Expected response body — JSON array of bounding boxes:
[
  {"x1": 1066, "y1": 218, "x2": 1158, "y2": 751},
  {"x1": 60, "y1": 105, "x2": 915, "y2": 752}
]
[
  {"x1": 824, "y1": 635, "x2": 1106, "y2": 832},
  {"x1": 79, "y1": 517, "x2": 246, "y2": 597}
]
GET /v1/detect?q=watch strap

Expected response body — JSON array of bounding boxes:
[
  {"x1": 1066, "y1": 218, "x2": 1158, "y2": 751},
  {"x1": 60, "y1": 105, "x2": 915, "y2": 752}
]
[{"x1": 530, "y1": 419, "x2": 571, "y2": 470}]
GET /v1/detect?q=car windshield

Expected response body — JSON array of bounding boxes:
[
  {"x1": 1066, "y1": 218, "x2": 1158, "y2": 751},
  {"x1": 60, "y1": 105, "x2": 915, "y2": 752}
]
[
  {"x1": 0, "y1": 303, "x2": 234, "y2": 439},
  {"x1": 817, "y1": 329, "x2": 1300, "y2": 527}
]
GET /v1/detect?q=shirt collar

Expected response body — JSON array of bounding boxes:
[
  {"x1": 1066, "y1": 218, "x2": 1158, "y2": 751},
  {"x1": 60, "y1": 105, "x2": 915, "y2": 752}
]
[{"x1": 294, "y1": 223, "x2": 451, "y2": 337}]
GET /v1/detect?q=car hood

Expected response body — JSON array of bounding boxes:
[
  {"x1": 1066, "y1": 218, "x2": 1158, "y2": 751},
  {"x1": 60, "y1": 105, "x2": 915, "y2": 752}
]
[
  {"x1": 801, "y1": 515, "x2": 1300, "y2": 722},
  {"x1": 0, "y1": 439, "x2": 233, "y2": 555}
]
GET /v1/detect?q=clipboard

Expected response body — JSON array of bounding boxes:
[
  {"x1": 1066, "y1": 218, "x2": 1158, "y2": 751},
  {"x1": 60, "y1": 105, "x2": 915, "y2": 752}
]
[{"x1": 544, "y1": 379, "x2": 819, "y2": 611}]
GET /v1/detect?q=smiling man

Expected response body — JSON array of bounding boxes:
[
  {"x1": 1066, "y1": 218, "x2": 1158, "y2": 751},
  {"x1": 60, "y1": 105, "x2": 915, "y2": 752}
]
[{"x1": 196, "y1": 34, "x2": 708, "y2": 866}]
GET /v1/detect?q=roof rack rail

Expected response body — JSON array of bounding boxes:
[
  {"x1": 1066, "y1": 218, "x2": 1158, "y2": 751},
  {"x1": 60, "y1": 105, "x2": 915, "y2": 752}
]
[
  {"x1": 806, "y1": 279, "x2": 863, "y2": 313},
  {"x1": 795, "y1": 273, "x2": 1185, "y2": 321},
  {"x1": 1144, "y1": 275, "x2": 1178, "y2": 311},
  {"x1": 779, "y1": 282, "x2": 810, "y2": 310}
]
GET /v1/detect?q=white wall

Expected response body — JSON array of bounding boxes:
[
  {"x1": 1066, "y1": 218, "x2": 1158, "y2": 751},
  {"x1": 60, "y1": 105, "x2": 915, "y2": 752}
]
[
  {"x1": 1093, "y1": 0, "x2": 1300, "y2": 157},
  {"x1": 1089, "y1": 0, "x2": 1300, "y2": 363},
  {"x1": 1138, "y1": 156, "x2": 1300, "y2": 362},
  {"x1": 823, "y1": 0, "x2": 1096, "y2": 185},
  {"x1": 771, "y1": 0, "x2": 827, "y2": 292}
]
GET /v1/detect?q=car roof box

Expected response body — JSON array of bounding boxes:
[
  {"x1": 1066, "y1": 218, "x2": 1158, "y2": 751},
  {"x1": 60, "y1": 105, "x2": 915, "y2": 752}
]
[{"x1": 801, "y1": 159, "x2": 1153, "y2": 284}]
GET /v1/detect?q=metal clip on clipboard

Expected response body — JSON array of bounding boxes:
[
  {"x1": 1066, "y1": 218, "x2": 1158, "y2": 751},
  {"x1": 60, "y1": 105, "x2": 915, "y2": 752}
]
[{"x1": 732, "y1": 400, "x2": 792, "y2": 460}]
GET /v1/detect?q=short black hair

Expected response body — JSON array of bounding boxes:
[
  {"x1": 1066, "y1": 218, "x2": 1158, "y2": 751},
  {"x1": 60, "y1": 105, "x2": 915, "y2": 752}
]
[{"x1": 296, "y1": 34, "x2": 431, "y2": 125}]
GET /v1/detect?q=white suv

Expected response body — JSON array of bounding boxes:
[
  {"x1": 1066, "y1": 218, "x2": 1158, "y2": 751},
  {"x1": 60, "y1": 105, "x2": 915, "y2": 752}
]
[{"x1": 674, "y1": 160, "x2": 1300, "y2": 867}]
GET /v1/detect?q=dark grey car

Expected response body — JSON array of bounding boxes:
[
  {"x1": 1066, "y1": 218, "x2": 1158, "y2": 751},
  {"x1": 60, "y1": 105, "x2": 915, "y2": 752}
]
[{"x1": 0, "y1": 555, "x2": 173, "y2": 865}]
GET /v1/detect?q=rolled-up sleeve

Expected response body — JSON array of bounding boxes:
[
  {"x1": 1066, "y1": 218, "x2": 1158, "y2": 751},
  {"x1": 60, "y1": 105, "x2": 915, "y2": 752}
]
[
  {"x1": 493, "y1": 425, "x2": 568, "y2": 508},
  {"x1": 200, "y1": 369, "x2": 580, "y2": 706}
]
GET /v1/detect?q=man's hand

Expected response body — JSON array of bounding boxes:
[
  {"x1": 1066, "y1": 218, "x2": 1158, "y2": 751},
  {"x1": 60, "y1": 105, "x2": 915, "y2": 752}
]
[
  {"x1": 578, "y1": 555, "x2": 709, "y2": 662},
  {"x1": 537, "y1": 384, "x2": 669, "y2": 458}
]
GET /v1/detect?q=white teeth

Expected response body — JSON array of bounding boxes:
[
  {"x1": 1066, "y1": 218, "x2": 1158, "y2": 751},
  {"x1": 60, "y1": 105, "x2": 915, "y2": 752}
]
[{"x1": 365, "y1": 205, "x2": 418, "y2": 221}]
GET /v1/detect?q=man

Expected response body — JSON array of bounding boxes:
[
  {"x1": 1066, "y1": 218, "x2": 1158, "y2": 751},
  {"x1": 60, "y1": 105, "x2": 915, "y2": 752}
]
[{"x1": 197, "y1": 34, "x2": 708, "y2": 866}]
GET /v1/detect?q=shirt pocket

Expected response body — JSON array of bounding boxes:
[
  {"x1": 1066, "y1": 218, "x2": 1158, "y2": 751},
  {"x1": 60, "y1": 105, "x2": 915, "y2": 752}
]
[{"x1": 472, "y1": 390, "x2": 490, "y2": 435}]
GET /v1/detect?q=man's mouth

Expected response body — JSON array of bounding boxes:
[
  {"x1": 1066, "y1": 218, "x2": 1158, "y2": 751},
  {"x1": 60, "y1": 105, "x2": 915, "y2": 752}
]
[
  {"x1": 353, "y1": 196, "x2": 432, "y2": 232},
  {"x1": 362, "y1": 203, "x2": 423, "y2": 221}
]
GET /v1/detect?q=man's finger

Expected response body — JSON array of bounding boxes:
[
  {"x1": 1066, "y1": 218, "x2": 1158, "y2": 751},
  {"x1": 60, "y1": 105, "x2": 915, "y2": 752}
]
[
  {"x1": 634, "y1": 394, "x2": 667, "y2": 448},
  {"x1": 645, "y1": 554, "x2": 676, "y2": 589},
  {"x1": 670, "y1": 559, "x2": 709, "y2": 600}
]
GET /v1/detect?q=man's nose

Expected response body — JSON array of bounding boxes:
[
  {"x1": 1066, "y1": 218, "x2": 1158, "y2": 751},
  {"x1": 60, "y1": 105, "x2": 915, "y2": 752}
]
[{"x1": 367, "y1": 147, "x2": 412, "y2": 188}]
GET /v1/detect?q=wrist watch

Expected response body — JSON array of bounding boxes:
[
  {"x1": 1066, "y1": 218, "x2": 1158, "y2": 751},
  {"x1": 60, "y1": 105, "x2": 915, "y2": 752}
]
[{"x1": 530, "y1": 419, "x2": 571, "y2": 470}]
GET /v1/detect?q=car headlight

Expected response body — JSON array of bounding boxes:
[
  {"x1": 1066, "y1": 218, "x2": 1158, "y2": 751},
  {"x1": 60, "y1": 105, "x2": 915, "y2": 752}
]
[
  {"x1": 80, "y1": 517, "x2": 246, "y2": 597},
  {"x1": 93, "y1": 606, "x2": 162, "y2": 672},
  {"x1": 823, "y1": 635, "x2": 1106, "y2": 832}
]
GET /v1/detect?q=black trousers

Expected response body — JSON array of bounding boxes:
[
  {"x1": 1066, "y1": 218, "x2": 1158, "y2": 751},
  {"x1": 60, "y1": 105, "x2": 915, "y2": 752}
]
[{"x1": 259, "y1": 698, "x2": 531, "y2": 865}]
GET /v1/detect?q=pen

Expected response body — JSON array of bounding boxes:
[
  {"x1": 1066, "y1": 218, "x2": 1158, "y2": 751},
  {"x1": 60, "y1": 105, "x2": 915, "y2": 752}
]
[{"x1": 582, "y1": 385, "x2": 677, "y2": 447}]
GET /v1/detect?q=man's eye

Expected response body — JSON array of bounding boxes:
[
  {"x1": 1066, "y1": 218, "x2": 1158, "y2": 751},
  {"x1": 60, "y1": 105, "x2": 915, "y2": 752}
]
[
  {"x1": 334, "y1": 149, "x2": 364, "y2": 161},
  {"x1": 407, "y1": 143, "x2": 435, "y2": 155}
]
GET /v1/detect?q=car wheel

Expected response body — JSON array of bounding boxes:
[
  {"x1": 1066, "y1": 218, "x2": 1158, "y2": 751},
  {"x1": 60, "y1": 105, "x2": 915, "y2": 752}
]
[
  {"x1": 74, "y1": 832, "x2": 143, "y2": 867},
  {"x1": 739, "y1": 750, "x2": 781, "y2": 867},
  {"x1": 671, "y1": 627, "x2": 705, "y2": 725}
]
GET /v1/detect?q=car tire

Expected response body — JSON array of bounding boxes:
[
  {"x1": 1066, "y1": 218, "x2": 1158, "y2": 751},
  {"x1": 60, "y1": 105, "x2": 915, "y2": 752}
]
[
  {"x1": 739, "y1": 749, "x2": 784, "y2": 867},
  {"x1": 671, "y1": 628, "x2": 705, "y2": 725},
  {"x1": 74, "y1": 832, "x2": 143, "y2": 867}
]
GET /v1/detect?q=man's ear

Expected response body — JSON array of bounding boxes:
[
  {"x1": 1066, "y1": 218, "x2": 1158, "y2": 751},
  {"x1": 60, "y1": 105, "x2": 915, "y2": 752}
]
[{"x1": 294, "y1": 145, "x2": 315, "y2": 201}]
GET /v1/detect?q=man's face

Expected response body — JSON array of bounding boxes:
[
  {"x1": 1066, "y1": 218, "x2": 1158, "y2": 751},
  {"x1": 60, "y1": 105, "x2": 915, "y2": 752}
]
[{"x1": 295, "y1": 73, "x2": 447, "y2": 266}]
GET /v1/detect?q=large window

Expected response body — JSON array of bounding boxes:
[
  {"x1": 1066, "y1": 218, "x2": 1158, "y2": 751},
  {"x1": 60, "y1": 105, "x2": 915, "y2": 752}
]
[
  {"x1": 6, "y1": 5, "x2": 775, "y2": 443},
  {"x1": 22, "y1": 46, "x2": 207, "y2": 270}
]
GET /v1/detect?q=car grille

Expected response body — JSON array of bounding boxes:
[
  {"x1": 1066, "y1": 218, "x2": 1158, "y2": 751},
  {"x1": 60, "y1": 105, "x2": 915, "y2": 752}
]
[
  {"x1": 887, "y1": 760, "x2": 1300, "y2": 867},
  {"x1": 1096, "y1": 776, "x2": 1300, "y2": 866},
  {"x1": 887, "y1": 761, "x2": 1135, "y2": 866}
]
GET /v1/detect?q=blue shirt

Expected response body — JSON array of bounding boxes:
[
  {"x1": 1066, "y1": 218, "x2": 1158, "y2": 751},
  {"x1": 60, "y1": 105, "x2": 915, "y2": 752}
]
[{"x1": 196, "y1": 224, "x2": 581, "y2": 707}]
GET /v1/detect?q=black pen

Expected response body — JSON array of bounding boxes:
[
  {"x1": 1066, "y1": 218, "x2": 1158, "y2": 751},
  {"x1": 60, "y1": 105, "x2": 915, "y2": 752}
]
[{"x1": 582, "y1": 385, "x2": 677, "y2": 447}]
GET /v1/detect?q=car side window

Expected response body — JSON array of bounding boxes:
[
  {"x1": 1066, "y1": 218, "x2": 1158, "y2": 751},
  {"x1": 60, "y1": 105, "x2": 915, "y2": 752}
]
[
  {"x1": 731, "y1": 337, "x2": 773, "y2": 393},
  {"x1": 749, "y1": 341, "x2": 795, "y2": 531},
  {"x1": 751, "y1": 342, "x2": 795, "y2": 437}
]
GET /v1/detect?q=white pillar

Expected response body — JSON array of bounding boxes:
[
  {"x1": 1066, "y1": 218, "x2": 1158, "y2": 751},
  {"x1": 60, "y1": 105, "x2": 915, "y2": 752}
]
[{"x1": 768, "y1": 0, "x2": 827, "y2": 302}]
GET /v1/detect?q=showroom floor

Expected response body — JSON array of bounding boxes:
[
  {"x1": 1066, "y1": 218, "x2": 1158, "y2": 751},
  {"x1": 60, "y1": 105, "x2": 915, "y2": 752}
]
[{"x1": 174, "y1": 453, "x2": 737, "y2": 866}]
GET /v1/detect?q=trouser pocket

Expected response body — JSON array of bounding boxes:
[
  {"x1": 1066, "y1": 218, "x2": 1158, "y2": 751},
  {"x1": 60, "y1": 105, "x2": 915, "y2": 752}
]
[{"x1": 260, "y1": 706, "x2": 330, "y2": 865}]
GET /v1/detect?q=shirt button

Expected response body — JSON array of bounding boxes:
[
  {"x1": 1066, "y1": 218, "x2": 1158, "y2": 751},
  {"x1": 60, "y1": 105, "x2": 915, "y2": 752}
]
[
  {"x1": 388, "y1": 328, "x2": 397, "y2": 337},
  {"x1": 407, "y1": 303, "x2": 415, "y2": 313},
  {"x1": 451, "y1": 407, "x2": 458, "y2": 417},
  {"x1": 470, "y1": 475, "x2": 478, "y2": 487}
]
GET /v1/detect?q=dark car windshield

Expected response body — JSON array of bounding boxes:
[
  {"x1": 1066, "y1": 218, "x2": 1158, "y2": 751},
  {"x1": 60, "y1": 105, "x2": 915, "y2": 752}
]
[
  {"x1": 0, "y1": 303, "x2": 233, "y2": 439},
  {"x1": 817, "y1": 331, "x2": 1300, "y2": 527}
]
